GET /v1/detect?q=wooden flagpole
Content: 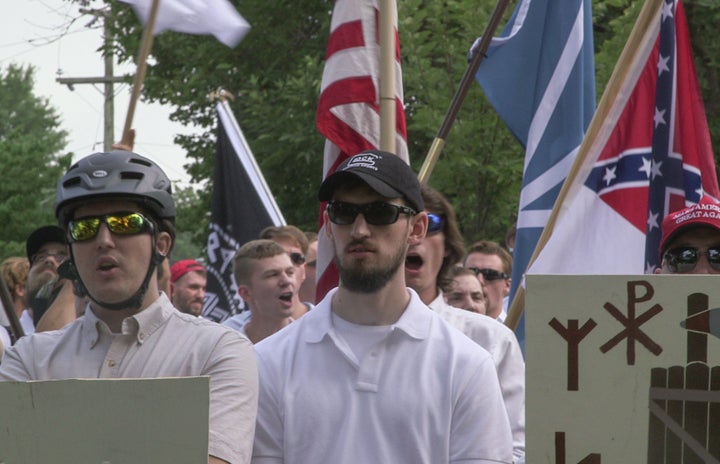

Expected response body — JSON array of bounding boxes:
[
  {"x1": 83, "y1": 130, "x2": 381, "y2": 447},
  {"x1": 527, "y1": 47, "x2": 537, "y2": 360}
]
[
  {"x1": 0, "y1": 273, "x2": 23, "y2": 342},
  {"x1": 504, "y1": 0, "x2": 665, "y2": 330},
  {"x1": 378, "y1": 0, "x2": 397, "y2": 153},
  {"x1": 120, "y1": 0, "x2": 162, "y2": 148},
  {"x1": 417, "y1": 0, "x2": 511, "y2": 183}
]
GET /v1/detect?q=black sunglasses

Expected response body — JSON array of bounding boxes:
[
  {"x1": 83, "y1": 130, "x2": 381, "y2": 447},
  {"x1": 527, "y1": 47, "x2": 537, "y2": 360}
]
[
  {"x1": 326, "y1": 201, "x2": 417, "y2": 226},
  {"x1": 664, "y1": 246, "x2": 720, "y2": 273},
  {"x1": 289, "y1": 252, "x2": 306, "y2": 266},
  {"x1": 427, "y1": 213, "x2": 445, "y2": 235},
  {"x1": 68, "y1": 212, "x2": 154, "y2": 242},
  {"x1": 467, "y1": 267, "x2": 509, "y2": 281}
]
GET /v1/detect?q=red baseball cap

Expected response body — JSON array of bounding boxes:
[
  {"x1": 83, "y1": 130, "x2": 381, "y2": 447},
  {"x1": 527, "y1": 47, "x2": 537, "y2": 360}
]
[
  {"x1": 659, "y1": 195, "x2": 720, "y2": 254},
  {"x1": 170, "y1": 259, "x2": 206, "y2": 283}
]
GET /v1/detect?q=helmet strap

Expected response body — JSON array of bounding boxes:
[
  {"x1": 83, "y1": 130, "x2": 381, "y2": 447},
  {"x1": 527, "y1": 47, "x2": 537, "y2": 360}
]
[{"x1": 72, "y1": 232, "x2": 164, "y2": 313}]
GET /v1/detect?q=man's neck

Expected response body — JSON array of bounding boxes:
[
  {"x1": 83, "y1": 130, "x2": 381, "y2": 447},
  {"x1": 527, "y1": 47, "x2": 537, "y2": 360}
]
[
  {"x1": 244, "y1": 311, "x2": 292, "y2": 344},
  {"x1": 90, "y1": 291, "x2": 159, "y2": 333},
  {"x1": 332, "y1": 275, "x2": 411, "y2": 326},
  {"x1": 290, "y1": 297, "x2": 308, "y2": 320},
  {"x1": 416, "y1": 285, "x2": 439, "y2": 306}
]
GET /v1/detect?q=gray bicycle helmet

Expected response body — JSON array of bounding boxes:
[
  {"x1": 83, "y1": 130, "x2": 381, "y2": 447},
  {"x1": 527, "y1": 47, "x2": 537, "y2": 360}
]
[{"x1": 55, "y1": 150, "x2": 175, "y2": 225}]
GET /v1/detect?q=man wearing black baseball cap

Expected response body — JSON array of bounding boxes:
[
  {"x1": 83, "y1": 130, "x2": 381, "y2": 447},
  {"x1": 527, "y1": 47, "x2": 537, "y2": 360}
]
[
  {"x1": 252, "y1": 150, "x2": 513, "y2": 463},
  {"x1": 24, "y1": 225, "x2": 69, "y2": 331}
]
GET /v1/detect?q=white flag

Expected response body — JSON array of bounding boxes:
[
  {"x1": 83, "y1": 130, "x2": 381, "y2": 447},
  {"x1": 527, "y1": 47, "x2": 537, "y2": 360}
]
[{"x1": 119, "y1": 0, "x2": 251, "y2": 47}]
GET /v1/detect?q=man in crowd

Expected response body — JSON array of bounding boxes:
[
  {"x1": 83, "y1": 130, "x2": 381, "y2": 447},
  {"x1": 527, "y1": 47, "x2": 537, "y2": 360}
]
[
  {"x1": 442, "y1": 265, "x2": 487, "y2": 314},
  {"x1": 24, "y1": 225, "x2": 69, "y2": 331},
  {"x1": 0, "y1": 150, "x2": 258, "y2": 464},
  {"x1": 170, "y1": 258, "x2": 207, "y2": 316},
  {"x1": 252, "y1": 150, "x2": 512, "y2": 463},
  {"x1": 405, "y1": 183, "x2": 525, "y2": 463},
  {"x1": 464, "y1": 240, "x2": 513, "y2": 321},
  {"x1": 260, "y1": 225, "x2": 314, "y2": 318},
  {"x1": 298, "y1": 231, "x2": 318, "y2": 304},
  {"x1": 223, "y1": 239, "x2": 295, "y2": 343},
  {"x1": 656, "y1": 194, "x2": 720, "y2": 275}
]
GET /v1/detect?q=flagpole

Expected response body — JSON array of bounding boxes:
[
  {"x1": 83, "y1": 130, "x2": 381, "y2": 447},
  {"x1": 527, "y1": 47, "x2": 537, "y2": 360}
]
[
  {"x1": 0, "y1": 273, "x2": 23, "y2": 342},
  {"x1": 504, "y1": 0, "x2": 665, "y2": 330},
  {"x1": 120, "y1": 0, "x2": 162, "y2": 148},
  {"x1": 417, "y1": 0, "x2": 511, "y2": 183},
  {"x1": 379, "y1": 0, "x2": 397, "y2": 153}
]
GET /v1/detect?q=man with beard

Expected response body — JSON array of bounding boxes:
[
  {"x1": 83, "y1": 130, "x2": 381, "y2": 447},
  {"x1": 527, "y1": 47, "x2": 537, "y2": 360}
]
[
  {"x1": 170, "y1": 259, "x2": 207, "y2": 316},
  {"x1": 252, "y1": 150, "x2": 513, "y2": 464},
  {"x1": 23, "y1": 225, "x2": 69, "y2": 332}
]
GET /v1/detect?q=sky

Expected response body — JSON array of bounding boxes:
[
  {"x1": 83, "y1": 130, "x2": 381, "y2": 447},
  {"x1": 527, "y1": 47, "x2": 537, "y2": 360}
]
[{"x1": 1, "y1": 0, "x2": 195, "y2": 187}]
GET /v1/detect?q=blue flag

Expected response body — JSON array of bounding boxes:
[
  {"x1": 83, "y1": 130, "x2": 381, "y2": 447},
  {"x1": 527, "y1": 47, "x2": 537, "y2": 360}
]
[{"x1": 474, "y1": 0, "x2": 596, "y2": 348}]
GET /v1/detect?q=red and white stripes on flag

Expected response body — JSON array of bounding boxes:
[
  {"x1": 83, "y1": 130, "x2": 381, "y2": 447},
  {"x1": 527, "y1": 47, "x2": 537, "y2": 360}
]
[{"x1": 315, "y1": 0, "x2": 408, "y2": 300}]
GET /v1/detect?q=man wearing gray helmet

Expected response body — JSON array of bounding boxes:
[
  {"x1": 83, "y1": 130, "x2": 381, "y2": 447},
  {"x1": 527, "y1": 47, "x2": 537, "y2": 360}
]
[{"x1": 0, "y1": 150, "x2": 258, "y2": 464}]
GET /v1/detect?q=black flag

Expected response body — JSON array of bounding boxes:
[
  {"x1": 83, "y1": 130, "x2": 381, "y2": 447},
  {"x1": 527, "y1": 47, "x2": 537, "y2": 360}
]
[{"x1": 203, "y1": 101, "x2": 285, "y2": 322}]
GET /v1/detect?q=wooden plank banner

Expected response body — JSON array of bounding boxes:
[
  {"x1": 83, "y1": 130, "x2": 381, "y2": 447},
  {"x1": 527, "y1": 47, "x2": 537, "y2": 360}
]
[{"x1": 526, "y1": 275, "x2": 720, "y2": 463}]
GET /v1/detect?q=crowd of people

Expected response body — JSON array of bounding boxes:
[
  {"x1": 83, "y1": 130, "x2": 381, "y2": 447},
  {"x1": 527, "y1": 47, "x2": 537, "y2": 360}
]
[{"x1": 0, "y1": 146, "x2": 718, "y2": 463}]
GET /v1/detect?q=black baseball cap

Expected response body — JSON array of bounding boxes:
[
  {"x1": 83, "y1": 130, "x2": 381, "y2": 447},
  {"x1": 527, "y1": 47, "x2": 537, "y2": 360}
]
[
  {"x1": 26, "y1": 225, "x2": 67, "y2": 263},
  {"x1": 318, "y1": 150, "x2": 424, "y2": 211}
]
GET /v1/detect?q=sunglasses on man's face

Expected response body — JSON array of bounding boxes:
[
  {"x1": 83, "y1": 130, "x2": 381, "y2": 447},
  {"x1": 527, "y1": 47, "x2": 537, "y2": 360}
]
[
  {"x1": 664, "y1": 246, "x2": 720, "y2": 273},
  {"x1": 289, "y1": 252, "x2": 306, "y2": 266},
  {"x1": 326, "y1": 201, "x2": 417, "y2": 226},
  {"x1": 427, "y1": 213, "x2": 445, "y2": 235},
  {"x1": 68, "y1": 212, "x2": 154, "y2": 242},
  {"x1": 467, "y1": 267, "x2": 509, "y2": 281}
]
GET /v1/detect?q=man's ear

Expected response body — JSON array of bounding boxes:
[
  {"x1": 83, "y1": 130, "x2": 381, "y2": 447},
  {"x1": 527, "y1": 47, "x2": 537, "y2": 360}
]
[
  {"x1": 408, "y1": 211, "x2": 428, "y2": 246},
  {"x1": 155, "y1": 231, "x2": 172, "y2": 256},
  {"x1": 323, "y1": 209, "x2": 333, "y2": 240},
  {"x1": 238, "y1": 285, "x2": 252, "y2": 303}
]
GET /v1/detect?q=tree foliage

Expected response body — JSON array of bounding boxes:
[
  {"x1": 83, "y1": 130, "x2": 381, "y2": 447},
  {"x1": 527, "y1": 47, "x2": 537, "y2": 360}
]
[
  {"x1": 94, "y1": 0, "x2": 720, "y2": 251},
  {"x1": 0, "y1": 64, "x2": 72, "y2": 258}
]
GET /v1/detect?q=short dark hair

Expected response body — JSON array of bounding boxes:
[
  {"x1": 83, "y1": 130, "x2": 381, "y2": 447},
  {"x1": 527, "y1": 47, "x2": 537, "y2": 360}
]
[{"x1": 234, "y1": 239, "x2": 287, "y2": 285}]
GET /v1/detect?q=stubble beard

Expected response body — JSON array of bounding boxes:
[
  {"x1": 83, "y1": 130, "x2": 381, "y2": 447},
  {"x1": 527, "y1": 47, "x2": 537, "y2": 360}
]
[{"x1": 335, "y1": 242, "x2": 408, "y2": 294}]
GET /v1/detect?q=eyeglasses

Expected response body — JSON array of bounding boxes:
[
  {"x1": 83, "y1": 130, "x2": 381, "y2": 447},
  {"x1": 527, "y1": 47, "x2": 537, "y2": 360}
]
[
  {"x1": 427, "y1": 213, "x2": 445, "y2": 235},
  {"x1": 326, "y1": 201, "x2": 417, "y2": 226},
  {"x1": 664, "y1": 246, "x2": 720, "y2": 273},
  {"x1": 68, "y1": 212, "x2": 154, "y2": 242},
  {"x1": 31, "y1": 250, "x2": 69, "y2": 266},
  {"x1": 467, "y1": 267, "x2": 509, "y2": 281},
  {"x1": 289, "y1": 252, "x2": 306, "y2": 266}
]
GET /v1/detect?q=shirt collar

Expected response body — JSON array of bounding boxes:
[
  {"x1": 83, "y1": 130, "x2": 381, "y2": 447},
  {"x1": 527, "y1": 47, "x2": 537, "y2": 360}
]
[
  {"x1": 304, "y1": 287, "x2": 433, "y2": 343},
  {"x1": 81, "y1": 293, "x2": 174, "y2": 347}
]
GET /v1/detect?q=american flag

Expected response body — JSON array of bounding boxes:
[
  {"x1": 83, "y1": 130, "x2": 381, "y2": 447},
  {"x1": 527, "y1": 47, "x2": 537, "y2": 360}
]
[
  {"x1": 530, "y1": 0, "x2": 719, "y2": 277},
  {"x1": 315, "y1": 0, "x2": 408, "y2": 300}
]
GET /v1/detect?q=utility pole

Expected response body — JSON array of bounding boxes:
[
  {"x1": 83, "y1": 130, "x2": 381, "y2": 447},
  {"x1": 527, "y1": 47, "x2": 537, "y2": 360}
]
[{"x1": 56, "y1": 8, "x2": 131, "y2": 151}]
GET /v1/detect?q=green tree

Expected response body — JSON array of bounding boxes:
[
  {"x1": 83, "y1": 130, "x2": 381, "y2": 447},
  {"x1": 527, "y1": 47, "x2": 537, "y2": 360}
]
[
  {"x1": 96, "y1": 0, "x2": 720, "y2": 249},
  {"x1": 0, "y1": 64, "x2": 72, "y2": 258}
]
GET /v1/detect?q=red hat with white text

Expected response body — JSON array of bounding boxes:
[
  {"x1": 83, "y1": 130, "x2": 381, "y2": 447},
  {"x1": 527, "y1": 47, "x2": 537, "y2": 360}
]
[{"x1": 659, "y1": 195, "x2": 720, "y2": 255}]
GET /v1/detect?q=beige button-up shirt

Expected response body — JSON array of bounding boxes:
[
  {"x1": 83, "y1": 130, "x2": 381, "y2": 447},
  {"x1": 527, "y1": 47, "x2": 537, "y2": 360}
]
[{"x1": 0, "y1": 293, "x2": 258, "y2": 464}]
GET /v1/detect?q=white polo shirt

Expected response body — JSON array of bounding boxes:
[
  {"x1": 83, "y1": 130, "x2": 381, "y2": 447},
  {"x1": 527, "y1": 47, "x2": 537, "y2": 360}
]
[
  {"x1": 0, "y1": 293, "x2": 258, "y2": 464},
  {"x1": 430, "y1": 291, "x2": 526, "y2": 464},
  {"x1": 253, "y1": 287, "x2": 513, "y2": 464}
]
